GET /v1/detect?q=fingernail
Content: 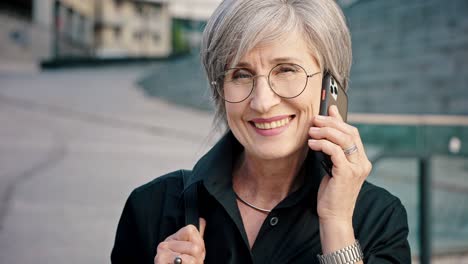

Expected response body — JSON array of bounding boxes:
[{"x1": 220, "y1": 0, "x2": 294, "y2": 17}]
[
  {"x1": 309, "y1": 127, "x2": 320, "y2": 132},
  {"x1": 316, "y1": 115, "x2": 326, "y2": 120},
  {"x1": 308, "y1": 139, "x2": 317, "y2": 144}
]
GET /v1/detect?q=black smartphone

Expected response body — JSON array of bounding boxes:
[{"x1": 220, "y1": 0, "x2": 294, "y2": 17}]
[{"x1": 317, "y1": 72, "x2": 348, "y2": 176}]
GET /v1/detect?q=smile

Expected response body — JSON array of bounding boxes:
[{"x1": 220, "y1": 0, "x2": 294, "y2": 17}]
[
  {"x1": 252, "y1": 116, "x2": 292, "y2": 130},
  {"x1": 248, "y1": 115, "x2": 295, "y2": 137}
]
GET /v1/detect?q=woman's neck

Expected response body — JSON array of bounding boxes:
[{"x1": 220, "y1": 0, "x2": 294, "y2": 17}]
[{"x1": 232, "y1": 146, "x2": 308, "y2": 207}]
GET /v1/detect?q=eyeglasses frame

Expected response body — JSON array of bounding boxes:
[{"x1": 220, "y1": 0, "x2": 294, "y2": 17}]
[{"x1": 211, "y1": 63, "x2": 322, "y2": 103}]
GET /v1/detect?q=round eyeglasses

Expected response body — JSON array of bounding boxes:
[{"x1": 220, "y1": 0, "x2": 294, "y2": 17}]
[{"x1": 211, "y1": 63, "x2": 321, "y2": 103}]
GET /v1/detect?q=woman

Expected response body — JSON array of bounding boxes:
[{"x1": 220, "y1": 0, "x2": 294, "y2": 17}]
[{"x1": 111, "y1": 0, "x2": 411, "y2": 263}]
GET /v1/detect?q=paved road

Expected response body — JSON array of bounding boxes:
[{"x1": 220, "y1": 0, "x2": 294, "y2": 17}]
[{"x1": 0, "y1": 66, "x2": 215, "y2": 263}]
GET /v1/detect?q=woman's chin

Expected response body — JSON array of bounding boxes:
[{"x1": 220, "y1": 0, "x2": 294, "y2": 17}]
[{"x1": 246, "y1": 142, "x2": 305, "y2": 161}]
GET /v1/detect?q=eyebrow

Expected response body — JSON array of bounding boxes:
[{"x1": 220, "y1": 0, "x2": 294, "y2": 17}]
[{"x1": 234, "y1": 57, "x2": 303, "y2": 68}]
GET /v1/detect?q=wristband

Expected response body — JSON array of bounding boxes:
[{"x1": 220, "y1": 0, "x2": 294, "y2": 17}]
[{"x1": 317, "y1": 240, "x2": 364, "y2": 264}]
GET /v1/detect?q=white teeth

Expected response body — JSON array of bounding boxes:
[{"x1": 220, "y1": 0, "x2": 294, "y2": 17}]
[{"x1": 253, "y1": 117, "x2": 291, "y2": 130}]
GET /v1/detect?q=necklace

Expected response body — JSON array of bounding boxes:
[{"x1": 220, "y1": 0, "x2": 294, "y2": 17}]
[{"x1": 234, "y1": 192, "x2": 272, "y2": 214}]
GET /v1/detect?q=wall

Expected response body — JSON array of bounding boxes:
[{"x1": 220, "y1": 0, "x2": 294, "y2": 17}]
[{"x1": 344, "y1": 0, "x2": 468, "y2": 115}]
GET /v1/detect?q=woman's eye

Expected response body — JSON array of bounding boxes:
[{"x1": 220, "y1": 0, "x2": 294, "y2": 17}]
[
  {"x1": 278, "y1": 66, "x2": 297, "y2": 73},
  {"x1": 232, "y1": 71, "x2": 252, "y2": 79}
]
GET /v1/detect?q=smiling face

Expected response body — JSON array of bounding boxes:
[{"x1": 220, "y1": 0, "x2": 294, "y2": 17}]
[{"x1": 225, "y1": 30, "x2": 323, "y2": 161}]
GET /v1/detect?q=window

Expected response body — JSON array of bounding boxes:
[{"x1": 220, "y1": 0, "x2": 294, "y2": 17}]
[
  {"x1": 114, "y1": 26, "x2": 122, "y2": 40},
  {"x1": 134, "y1": 31, "x2": 143, "y2": 40},
  {"x1": 153, "y1": 33, "x2": 161, "y2": 43}
]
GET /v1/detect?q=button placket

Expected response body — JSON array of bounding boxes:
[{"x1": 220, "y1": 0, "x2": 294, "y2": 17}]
[{"x1": 269, "y1": 216, "x2": 279, "y2": 226}]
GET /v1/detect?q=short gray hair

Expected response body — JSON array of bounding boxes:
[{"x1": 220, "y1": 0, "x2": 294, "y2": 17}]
[{"x1": 201, "y1": 0, "x2": 352, "y2": 128}]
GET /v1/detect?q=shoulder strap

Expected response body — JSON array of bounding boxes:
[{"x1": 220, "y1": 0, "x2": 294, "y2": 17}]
[{"x1": 181, "y1": 169, "x2": 200, "y2": 230}]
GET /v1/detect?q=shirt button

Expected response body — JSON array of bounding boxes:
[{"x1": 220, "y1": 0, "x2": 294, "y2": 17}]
[{"x1": 269, "y1": 216, "x2": 279, "y2": 226}]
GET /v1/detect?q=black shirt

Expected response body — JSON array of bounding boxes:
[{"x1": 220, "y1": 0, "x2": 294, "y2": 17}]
[{"x1": 111, "y1": 132, "x2": 411, "y2": 263}]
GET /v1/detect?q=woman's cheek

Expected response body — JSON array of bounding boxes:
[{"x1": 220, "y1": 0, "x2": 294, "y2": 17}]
[{"x1": 225, "y1": 104, "x2": 249, "y2": 140}]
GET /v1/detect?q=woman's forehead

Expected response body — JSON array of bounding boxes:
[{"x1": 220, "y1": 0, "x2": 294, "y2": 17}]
[{"x1": 230, "y1": 30, "x2": 318, "y2": 68}]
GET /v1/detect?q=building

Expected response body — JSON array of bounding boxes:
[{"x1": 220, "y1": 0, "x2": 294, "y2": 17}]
[
  {"x1": 168, "y1": 0, "x2": 221, "y2": 52},
  {"x1": 94, "y1": 0, "x2": 171, "y2": 58},
  {"x1": 33, "y1": 0, "x2": 95, "y2": 58},
  {"x1": 169, "y1": 0, "x2": 221, "y2": 21},
  {"x1": 32, "y1": 0, "x2": 171, "y2": 59}
]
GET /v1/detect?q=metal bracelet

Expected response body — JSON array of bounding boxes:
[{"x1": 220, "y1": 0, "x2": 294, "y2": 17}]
[{"x1": 317, "y1": 240, "x2": 364, "y2": 264}]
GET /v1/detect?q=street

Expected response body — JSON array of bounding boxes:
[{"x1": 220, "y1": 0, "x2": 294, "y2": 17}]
[{"x1": 0, "y1": 66, "x2": 215, "y2": 263}]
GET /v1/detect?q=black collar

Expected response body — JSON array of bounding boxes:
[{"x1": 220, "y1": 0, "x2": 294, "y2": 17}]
[
  {"x1": 183, "y1": 131, "x2": 326, "y2": 248},
  {"x1": 184, "y1": 131, "x2": 239, "y2": 192},
  {"x1": 185, "y1": 131, "x2": 326, "y2": 204}
]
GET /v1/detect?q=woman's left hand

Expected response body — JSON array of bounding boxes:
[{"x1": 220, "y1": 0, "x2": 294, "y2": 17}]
[{"x1": 308, "y1": 105, "x2": 372, "y2": 253}]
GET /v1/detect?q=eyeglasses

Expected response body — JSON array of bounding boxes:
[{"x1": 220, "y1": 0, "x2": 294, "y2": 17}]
[{"x1": 211, "y1": 63, "x2": 321, "y2": 103}]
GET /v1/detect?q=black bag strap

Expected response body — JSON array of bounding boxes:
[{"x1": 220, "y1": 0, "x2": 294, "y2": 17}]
[{"x1": 181, "y1": 169, "x2": 200, "y2": 230}]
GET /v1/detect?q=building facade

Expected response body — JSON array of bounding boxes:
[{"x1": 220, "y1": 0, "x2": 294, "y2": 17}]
[
  {"x1": 169, "y1": 0, "x2": 221, "y2": 21},
  {"x1": 33, "y1": 0, "x2": 95, "y2": 57},
  {"x1": 33, "y1": 0, "x2": 171, "y2": 59},
  {"x1": 94, "y1": 0, "x2": 171, "y2": 58}
]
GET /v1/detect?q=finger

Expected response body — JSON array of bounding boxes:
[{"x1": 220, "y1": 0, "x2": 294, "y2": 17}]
[
  {"x1": 341, "y1": 124, "x2": 368, "y2": 164},
  {"x1": 155, "y1": 245, "x2": 176, "y2": 264},
  {"x1": 308, "y1": 139, "x2": 348, "y2": 167},
  {"x1": 342, "y1": 144, "x2": 360, "y2": 164},
  {"x1": 168, "y1": 224, "x2": 206, "y2": 258},
  {"x1": 165, "y1": 225, "x2": 206, "y2": 262},
  {"x1": 155, "y1": 246, "x2": 198, "y2": 264},
  {"x1": 164, "y1": 253, "x2": 196, "y2": 264},
  {"x1": 329, "y1": 104, "x2": 344, "y2": 122},
  {"x1": 312, "y1": 115, "x2": 365, "y2": 157},
  {"x1": 348, "y1": 126, "x2": 367, "y2": 160},
  {"x1": 309, "y1": 126, "x2": 359, "y2": 163},
  {"x1": 199, "y1": 218, "x2": 206, "y2": 238},
  {"x1": 313, "y1": 114, "x2": 354, "y2": 136},
  {"x1": 186, "y1": 223, "x2": 205, "y2": 250},
  {"x1": 168, "y1": 224, "x2": 201, "y2": 243},
  {"x1": 160, "y1": 240, "x2": 205, "y2": 259},
  {"x1": 313, "y1": 109, "x2": 372, "y2": 176},
  {"x1": 309, "y1": 126, "x2": 353, "y2": 151},
  {"x1": 177, "y1": 254, "x2": 197, "y2": 264}
]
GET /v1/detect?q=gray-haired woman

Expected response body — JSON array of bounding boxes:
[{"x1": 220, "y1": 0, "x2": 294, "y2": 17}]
[{"x1": 111, "y1": 0, "x2": 411, "y2": 263}]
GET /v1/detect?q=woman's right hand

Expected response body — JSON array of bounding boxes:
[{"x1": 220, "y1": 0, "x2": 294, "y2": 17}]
[{"x1": 154, "y1": 218, "x2": 206, "y2": 264}]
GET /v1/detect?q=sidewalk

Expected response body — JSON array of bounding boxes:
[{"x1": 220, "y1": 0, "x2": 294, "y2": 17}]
[{"x1": 0, "y1": 66, "x2": 215, "y2": 263}]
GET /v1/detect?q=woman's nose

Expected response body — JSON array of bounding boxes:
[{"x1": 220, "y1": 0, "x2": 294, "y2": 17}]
[{"x1": 249, "y1": 76, "x2": 281, "y2": 113}]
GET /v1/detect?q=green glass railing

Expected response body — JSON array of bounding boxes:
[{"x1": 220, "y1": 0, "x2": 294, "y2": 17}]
[{"x1": 350, "y1": 114, "x2": 468, "y2": 263}]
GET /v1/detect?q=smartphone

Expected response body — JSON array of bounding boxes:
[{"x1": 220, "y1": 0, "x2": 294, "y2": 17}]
[{"x1": 317, "y1": 73, "x2": 348, "y2": 176}]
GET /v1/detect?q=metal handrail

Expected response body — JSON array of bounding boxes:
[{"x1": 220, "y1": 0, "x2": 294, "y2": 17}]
[
  {"x1": 372, "y1": 152, "x2": 432, "y2": 264},
  {"x1": 349, "y1": 113, "x2": 468, "y2": 126}
]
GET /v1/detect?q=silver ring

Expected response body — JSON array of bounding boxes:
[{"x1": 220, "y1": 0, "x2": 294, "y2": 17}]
[
  {"x1": 343, "y1": 144, "x2": 358, "y2": 156},
  {"x1": 174, "y1": 256, "x2": 182, "y2": 264}
]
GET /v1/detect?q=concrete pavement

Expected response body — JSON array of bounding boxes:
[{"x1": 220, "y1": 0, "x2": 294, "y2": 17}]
[{"x1": 0, "y1": 66, "x2": 216, "y2": 263}]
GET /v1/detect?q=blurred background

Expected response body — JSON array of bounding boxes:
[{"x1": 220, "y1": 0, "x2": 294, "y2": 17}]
[{"x1": 0, "y1": 0, "x2": 467, "y2": 263}]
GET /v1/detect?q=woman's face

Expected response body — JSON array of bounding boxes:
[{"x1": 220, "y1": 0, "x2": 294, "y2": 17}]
[{"x1": 225, "y1": 30, "x2": 322, "y2": 161}]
